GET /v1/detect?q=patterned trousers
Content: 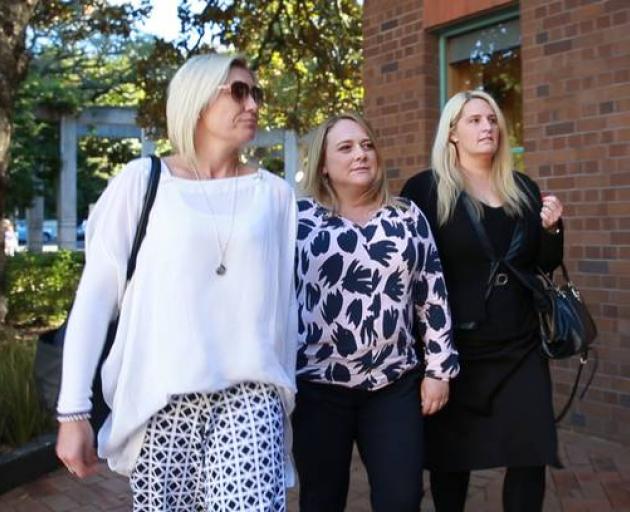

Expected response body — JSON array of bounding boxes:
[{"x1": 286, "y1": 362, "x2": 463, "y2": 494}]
[{"x1": 130, "y1": 382, "x2": 286, "y2": 511}]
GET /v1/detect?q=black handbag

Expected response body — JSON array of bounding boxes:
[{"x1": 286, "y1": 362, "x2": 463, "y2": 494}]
[
  {"x1": 33, "y1": 155, "x2": 161, "y2": 434},
  {"x1": 536, "y1": 262, "x2": 597, "y2": 360},
  {"x1": 461, "y1": 192, "x2": 597, "y2": 422},
  {"x1": 532, "y1": 261, "x2": 598, "y2": 422},
  {"x1": 509, "y1": 174, "x2": 598, "y2": 359}
]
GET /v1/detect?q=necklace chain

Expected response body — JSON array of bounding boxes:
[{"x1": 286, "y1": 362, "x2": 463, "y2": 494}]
[{"x1": 190, "y1": 164, "x2": 239, "y2": 276}]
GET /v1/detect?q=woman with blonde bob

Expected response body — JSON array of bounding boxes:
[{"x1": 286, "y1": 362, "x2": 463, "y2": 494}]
[
  {"x1": 55, "y1": 53, "x2": 298, "y2": 511},
  {"x1": 402, "y1": 90, "x2": 565, "y2": 512},
  {"x1": 293, "y1": 112, "x2": 459, "y2": 511}
]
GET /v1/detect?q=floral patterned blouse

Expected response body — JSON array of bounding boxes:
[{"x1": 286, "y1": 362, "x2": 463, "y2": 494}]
[{"x1": 295, "y1": 197, "x2": 459, "y2": 390}]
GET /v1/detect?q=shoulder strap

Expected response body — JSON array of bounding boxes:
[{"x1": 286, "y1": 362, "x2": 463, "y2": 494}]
[
  {"x1": 461, "y1": 195, "x2": 504, "y2": 301},
  {"x1": 126, "y1": 155, "x2": 161, "y2": 280},
  {"x1": 554, "y1": 349, "x2": 598, "y2": 423},
  {"x1": 461, "y1": 193, "x2": 545, "y2": 302}
]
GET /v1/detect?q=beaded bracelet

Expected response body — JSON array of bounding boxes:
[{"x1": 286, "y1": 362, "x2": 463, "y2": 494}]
[{"x1": 57, "y1": 411, "x2": 92, "y2": 423}]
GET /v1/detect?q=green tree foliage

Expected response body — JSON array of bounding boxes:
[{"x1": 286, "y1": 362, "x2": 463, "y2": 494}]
[
  {"x1": 136, "y1": 0, "x2": 363, "y2": 135},
  {"x1": 4, "y1": 0, "x2": 364, "y2": 214},
  {"x1": 4, "y1": 250, "x2": 84, "y2": 327},
  {"x1": 0, "y1": 0, "x2": 151, "y2": 217},
  {"x1": 0, "y1": 0, "x2": 40, "y2": 221},
  {"x1": 75, "y1": 136, "x2": 141, "y2": 220},
  {"x1": 8, "y1": 41, "x2": 150, "y2": 217},
  {"x1": 227, "y1": 0, "x2": 364, "y2": 132},
  {"x1": 28, "y1": 1, "x2": 151, "y2": 75}
]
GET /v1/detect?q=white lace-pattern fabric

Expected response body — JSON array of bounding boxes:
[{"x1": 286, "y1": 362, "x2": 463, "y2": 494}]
[{"x1": 130, "y1": 382, "x2": 285, "y2": 511}]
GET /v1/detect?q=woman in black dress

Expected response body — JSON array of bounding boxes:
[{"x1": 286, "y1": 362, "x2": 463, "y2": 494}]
[{"x1": 401, "y1": 90, "x2": 564, "y2": 512}]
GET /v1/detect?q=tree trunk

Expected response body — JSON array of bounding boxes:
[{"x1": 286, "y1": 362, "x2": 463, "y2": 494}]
[{"x1": 0, "y1": 0, "x2": 40, "y2": 320}]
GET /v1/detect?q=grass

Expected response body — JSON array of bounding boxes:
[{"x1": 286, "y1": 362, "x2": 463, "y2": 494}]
[{"x1": 0, "y1": 327, "x2": 54, "y2": 452}]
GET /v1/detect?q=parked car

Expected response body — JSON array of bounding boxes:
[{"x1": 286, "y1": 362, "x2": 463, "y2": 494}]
[
  {"x1": 16, "y1": 219, "x2": 27, "y2": 243},
  {"x1": 16, "y1": 219, "x2": 88, "y2": 244},
  {"x1": 16, "y1": 219, "x2": 58, "y2": 244},
  {"x1": 76, "y1": 219, "x2": 87, "y2": 241}
]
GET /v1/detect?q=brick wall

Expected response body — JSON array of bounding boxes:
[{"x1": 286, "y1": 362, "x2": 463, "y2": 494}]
[
  {"x1": 521, "y1": 0, "x2": 630, "y2": 443},
  {"x1": 363, "y1": 0, "x2": 440, "y2": 192},
  {"x1": 363, "y1": 0, "x2": 630, "y2": 443},
  {"x1": 425, "y1": 0, "x2": 512, "y2": 29}
]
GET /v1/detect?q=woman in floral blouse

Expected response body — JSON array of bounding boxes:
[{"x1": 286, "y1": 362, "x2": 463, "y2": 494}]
[{"x1": 292, "y1": 112, "x2": 459, "y2": 512}]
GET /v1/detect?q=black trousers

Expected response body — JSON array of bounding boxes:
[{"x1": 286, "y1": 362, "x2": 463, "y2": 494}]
[
  {"x1": 292, "y1": 369, "x2": 423, "y2": 512},
  {"x1": 430, "y1": 466, "x2": 546, "y2": 512}
]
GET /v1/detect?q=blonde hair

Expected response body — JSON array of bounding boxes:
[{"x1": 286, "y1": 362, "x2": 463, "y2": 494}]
[
  {"x1": 301, "y1": 112, "x2": 391, "y2": 212},
  {"x1": 431, "y1": 90, "x2": 528, "y2": 225},
  {"x1": 166, "y1": 53, "x2": 251, "y2": 171}
]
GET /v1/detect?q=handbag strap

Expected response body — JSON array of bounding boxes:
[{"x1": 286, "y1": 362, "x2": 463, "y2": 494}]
[
  {"x1": 554, "y1": 349, "x2": 598, "y2": 423},
  {"x1": 125, "y1": 155, "x2": 161, "y2": 281},
  {"x1": 461, "y1": 189, "x2": 552, "y2": 306},
  {"x1": 461, "y1": 196, "x2": 499, "y2": 301},
  {"x1": 461, "y1": 194, "x2": 538, "y2": 301}
]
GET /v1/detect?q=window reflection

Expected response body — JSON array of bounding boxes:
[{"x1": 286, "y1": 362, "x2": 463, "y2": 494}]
[{"x1": 446, "y1": 19, "x2": 523, "y2": 169}]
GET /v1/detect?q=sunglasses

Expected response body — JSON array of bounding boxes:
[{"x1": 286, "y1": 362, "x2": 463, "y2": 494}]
[{"x1": 218, "y1": 81, "x2": 264, "y2": 106}]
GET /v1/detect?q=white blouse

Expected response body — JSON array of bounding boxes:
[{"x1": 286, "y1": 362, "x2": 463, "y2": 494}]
[{"x1": 57, "y1": 157, "x2": 298, "y2": 482}]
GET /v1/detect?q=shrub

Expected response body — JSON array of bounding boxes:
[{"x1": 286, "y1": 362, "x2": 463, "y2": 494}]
[
  {"x1": 4, "y1": 250, "x2": 84, "y2": 327},
  {"x1": 0, "y1": 327, "x2": 54, "y2": 450}
]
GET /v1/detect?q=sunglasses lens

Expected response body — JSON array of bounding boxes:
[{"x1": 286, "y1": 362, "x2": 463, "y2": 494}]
[
  {"x1": 229, "y1": 82, "x2": 264, "y2": 105},
  {"x1": 251, "y1": 86, "x2": 264, "y2": 105},
  {"x1": 231, "y1": 81, "x2": 249, "y2": 102}
]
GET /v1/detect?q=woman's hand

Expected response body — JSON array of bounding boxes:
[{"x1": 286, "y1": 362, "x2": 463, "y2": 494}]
[
  {"x1": 540, "y1": 195, "x2": 563, "y2": 232},
  {"x1": 420, "y1": 377, "x2": 449, "y2": 416},
  {"x1": 56, "y1": 420, "x2": 99, "y2": 478}
]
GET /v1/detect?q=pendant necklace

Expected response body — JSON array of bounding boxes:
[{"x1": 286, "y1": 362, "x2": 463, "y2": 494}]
[{"x1": 191, "y1": 163, "x2": 239, "y2": 276}]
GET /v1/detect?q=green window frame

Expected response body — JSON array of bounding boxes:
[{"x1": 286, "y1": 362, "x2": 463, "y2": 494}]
[{"x1": 437, "y1": 7, "x2": 523, "y2": 167}]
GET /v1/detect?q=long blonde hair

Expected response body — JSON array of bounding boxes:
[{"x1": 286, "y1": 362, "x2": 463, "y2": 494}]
[
  {"x1": 431, "y1": 90, "x2": 528, "y2": 225},
  {"x1": 301, "y1": 112, "x2": 391, "y2": 212}
]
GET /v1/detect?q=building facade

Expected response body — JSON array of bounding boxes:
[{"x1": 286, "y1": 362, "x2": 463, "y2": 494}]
[{"x1": 363, "y1": 0, "x2": 630, "y2": 443}]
